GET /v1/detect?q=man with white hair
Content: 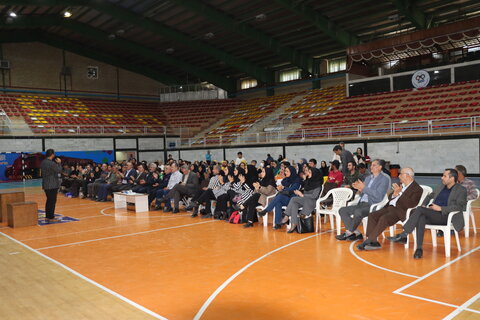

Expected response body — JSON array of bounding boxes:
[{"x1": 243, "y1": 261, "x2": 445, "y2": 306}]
[
  {"x1": 357, "y1": 167, "x2": 423, "y2": 251},
  {"x1": 162, "y1": 164, "x2": 199, "y2": 213}
]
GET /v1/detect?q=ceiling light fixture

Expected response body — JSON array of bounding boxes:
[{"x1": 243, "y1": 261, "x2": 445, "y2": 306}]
[
  {"x1": 9, "y1": 12, "x2": 17, "y2": 18},
  {"x1": 63, "y1": 11, "x2": 72, "y2": 18}
]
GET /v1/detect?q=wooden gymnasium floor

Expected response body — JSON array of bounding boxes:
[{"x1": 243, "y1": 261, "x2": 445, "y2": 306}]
[{"x1": 0, "y1": 181, "x2": 479, "y2": 320}]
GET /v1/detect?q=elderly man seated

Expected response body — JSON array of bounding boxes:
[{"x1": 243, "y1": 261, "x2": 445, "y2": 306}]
[
  {"x1": 356, "y1": 167, "x2": 423, "y2": 251},
  {"x1": 388, "y1": 168, "x2": 467, "y2": 259}
]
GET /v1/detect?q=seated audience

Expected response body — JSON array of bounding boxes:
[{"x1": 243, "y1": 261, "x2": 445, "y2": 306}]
[
  {"x1": 336, "y1": 159, "x2": 390, "y2": 241},
  {"x1": 161, "y1": 164, "x2": 199, "y2": 213},
  {"x1": 282, "y1": 166, "x2": 323, "y2": 233},
  {"x1": 327, "y1": 160, "x2": 343, "y2": 187},
  {"x1": 132, "y1": 163, "x2": 157, "y2": 193},
  {"x1": 191, "y1": 165, "x2": 223, "y2": 218},
  {"x1": 357, "y1": 163, "x2": 370, "y2": 181},
  {"x1": 455, "y1": 165, "x2": 478, "y2": 200},
  {"x1": 343, "y1": 161, "x2": 360, "y2": 188},
  {"x1": 88, "y1": 163, "x2": 110, "y2": 200},
  {"x1": 154, "y1": 162, "x2": 182, "y2": 211},
  {"x1": 356, "y1": 167, "x2": 422, "y2": 251},
  {"x1": 96, "y1": 165, "x2": 120, "y2": 201},
  {"x1": 111, "y1": 161, "x2": 138, "y2": 192},
  {"x1": 242, "y1": 167, "x2": 276, "y2": 227},
  {"x1": 388, "y1": 168, "x2": 467, "y2": 259},
  {"x1": 258, "y1": 166, "x2": 301, "y2": 229},
  {"x1": 147, "y1": 165, "x2": 171, "y2": 205}
]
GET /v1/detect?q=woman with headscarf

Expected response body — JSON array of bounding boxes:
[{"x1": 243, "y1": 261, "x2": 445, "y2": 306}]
[
  {"x1": 258, "y1": 166, "x2": 301, "y2": 229},
  {"x1": 282, "y1": 167, "x2": 323, "y2": 233},
  {"x1": 320, "y1": 161, "x2": 329, "y2": 177},
  {"x1": 229, "y1": 168, "x2": 254, "y2": 217},
  {"x1": 245, "y1": 164, "x2": 258, "y2": 187},
  {"x1": 242, "y1": 167, "x2": 276, "y2": 228}
]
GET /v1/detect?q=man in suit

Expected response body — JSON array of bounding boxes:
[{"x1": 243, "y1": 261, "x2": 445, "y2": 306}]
[
  {"x1": 333, "y1": 145, "x2": 355, "y2": 177},
  {"x1": 111, "y1": 161, "x2": 138, "y2": 192},
  {"x1": 165, "y1": 164, "x2": 199, "y2": 213},
  {"x1": 336, "y1": 159, "x2": 391, "y2": 241},
  {"x1": 132, "y1": 163, "x2": 157, "y2": 193},
  {"x1": 356, "y1": 167, "x2": 423, "y2": 251},
  {"x1": 40, "y1": 149, "x2": 62, "y2": 222},
  {"x1": 88, "y1": 163, "x2": 109, "y2": 199},
  {"x1": 388, "y1": 168, "x2": 467, "y2": 259}
]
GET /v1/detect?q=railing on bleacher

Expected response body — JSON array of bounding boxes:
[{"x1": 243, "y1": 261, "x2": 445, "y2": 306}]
[{"x1": 181, "y1": 116, "x2": 479, "y2": 147}]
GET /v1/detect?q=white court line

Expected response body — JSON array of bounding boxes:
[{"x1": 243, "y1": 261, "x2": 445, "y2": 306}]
[
  {"x1": 390, "y1": 245, "x2": 480, "y2": 316},
  {"x1": 0, "y1": 232, "x2": 168, "y2": 320},
  {"x1": 393, "y1": 245, "x2": 480, "y2": 294},
  {"x1": 442, "y1": 292, "x2": 480, "y2": 319},
  {"x1": 396, "y1": 292, "x2": 480, "y2": 315},
  {"x1": 21, "y1": 214, "x2": 192, "y2": 242},
  {"x1": 348, "y1": 241, "x2": 419, "y2": 278},
  {"x1": 194, "y1": 230, "x2": 331, "y2": 320},
  {"x1": 99, "y1": 206, "x2": 191, "y2": 219},
  {"x1": 36, "y1": 220, "x2": 218, "y2": 251}
]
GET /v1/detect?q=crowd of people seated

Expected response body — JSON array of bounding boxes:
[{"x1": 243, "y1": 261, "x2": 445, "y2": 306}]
[{"x1": 58, "y1": 143, "x2": 477, "y2": 260}]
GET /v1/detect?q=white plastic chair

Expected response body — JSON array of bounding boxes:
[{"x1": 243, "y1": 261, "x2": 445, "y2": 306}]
[
  {"x1": 464, "y1": 188, "x2": 479, "y2": 238},
  {"x1": 256, "y1": 192, "x2": 277, "y2": 227},
  {"x1": 414, "y1": 210, "x2": 462, "y2": 257},
  {"x1": 315, "y1": 188, "x2": 353, "y2": 234},
  {"x1": 388, "y1": 185, "x2": 433, "y2": 248}
]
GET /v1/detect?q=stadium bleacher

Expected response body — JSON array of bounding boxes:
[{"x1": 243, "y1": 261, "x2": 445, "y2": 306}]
[{"x1": 0, "y1": 94, "x2": 240, "y2": 136}]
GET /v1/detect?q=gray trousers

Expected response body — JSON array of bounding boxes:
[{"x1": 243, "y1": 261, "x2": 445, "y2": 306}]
[
  {"x1": 285, "y1": 196, "x2": 316, "y2": 225},
  {"x1": 338, "y1": 202, "x2": 371, "y2": 232},
  {"x1": 167, "y1": 184, "x2": 192, "y2": 209}
]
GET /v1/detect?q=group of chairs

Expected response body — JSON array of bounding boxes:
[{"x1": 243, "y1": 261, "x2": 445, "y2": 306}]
[{"x1": 256, "y1": 185, "x2": 479, "y2": 258}]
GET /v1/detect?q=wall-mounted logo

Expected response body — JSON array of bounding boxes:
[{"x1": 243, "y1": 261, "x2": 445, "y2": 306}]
[
  {"x1": 411, "y1": 70, "x2": 430, "y2": 88},
  {"x1": 87, "y1": 66, "x2": 98, "y2": 80}
]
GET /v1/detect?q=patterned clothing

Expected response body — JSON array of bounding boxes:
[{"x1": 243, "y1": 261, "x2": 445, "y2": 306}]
[{"x1": 461, "y1": 178, "x2": 478, "y2": 201}]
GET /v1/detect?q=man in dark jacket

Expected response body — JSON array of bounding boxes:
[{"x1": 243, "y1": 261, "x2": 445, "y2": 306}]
[
  {"x1": 165, "y1": 164, "x2": 199, "y2": 213},
  {"x1": 40, "y1": 149, "x2": 62, "y2": 222},
  {"x1": 388, "y1": 168, "x2": 467, "y2": 259},
  {"x1": 333, "y1": 145, "x2": 355, "y2": 177}
]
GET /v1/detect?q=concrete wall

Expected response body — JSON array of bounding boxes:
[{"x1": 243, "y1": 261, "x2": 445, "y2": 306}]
[
  {"x1": 368, "y1": 139, "x2": 479, "y2": 174},
  {"x1": 138, "y1": 137, "x2": 164, "y2": 150},
  {"x1": 0, "y1": 138, "x2": 42, "y2": 152},
  {"x1": 138, "y1": 151, "x2": 164, "y2": 163},
  {"x1": 1, "y1": 136, "x2": 478, "y2": 174},
  {"x1": 180, "y1": 149, "x2": 223, "y2": 162},
  {"x1": 44, "y1": 138, "x2": 113, "y2": 151},
  {"x1": 115, "y1": 138, "x2": 137, "y2": 149},
  {"x1": 1, "y1": 42, "x2": 165, "y2": 96}
]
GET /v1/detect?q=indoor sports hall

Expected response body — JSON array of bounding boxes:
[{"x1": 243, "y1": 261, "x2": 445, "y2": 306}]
[{"x1": 0, "y1": 1, "x2": 479, "y2": 319}]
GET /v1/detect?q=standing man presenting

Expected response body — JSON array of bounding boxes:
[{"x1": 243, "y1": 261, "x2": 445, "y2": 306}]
[{"x1": 41, "y1": 149, "x2": 62, "y2": 222}]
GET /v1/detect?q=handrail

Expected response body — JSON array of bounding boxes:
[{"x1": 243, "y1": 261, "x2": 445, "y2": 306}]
[{"x1": 184, "y1": 116, "x2": 479, "y2": 147}]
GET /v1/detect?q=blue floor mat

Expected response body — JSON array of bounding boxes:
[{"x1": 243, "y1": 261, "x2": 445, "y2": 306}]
[{"x1": 37, "y1": 209, "x2": 79, "y2": 226}]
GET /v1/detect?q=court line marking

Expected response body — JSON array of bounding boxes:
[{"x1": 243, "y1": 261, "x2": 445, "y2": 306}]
[
  {"x1": 396, "y1": 292, "x2": 480, "y2": 315},
  {"x1": 0, "y1": 232, "x2": 168, "y2": 320},
  {"x1": 349, "y1": 241, "x2": 420, "y2": 278},
  {"x1": 100, "y1": 206, "x2": 191, "y2": 219},
  {"x1": 36, "y1": 220, "x2": 218, "y2": 251},
  {"x1": 393, "y1": 245, "x2": 480, "y2": 294},
  {"x1": 390, "y1": 245, "x2": 480, "y2": 315},
  {"x1": 21, "y1": 214, "x2": 193, "y2": 242},
  {"x1": 442, "y1": 292, "x2": 480, "y2": 319},
  {"x1": 194, "y1": 230, "x2": 331, "y2": 320}
]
